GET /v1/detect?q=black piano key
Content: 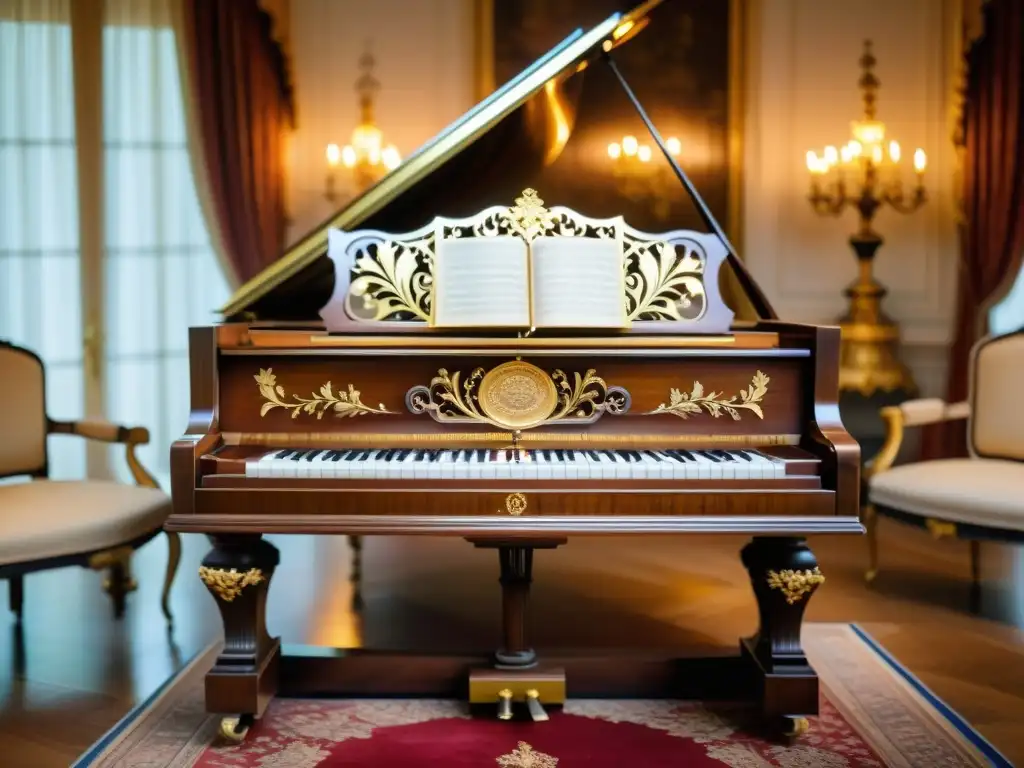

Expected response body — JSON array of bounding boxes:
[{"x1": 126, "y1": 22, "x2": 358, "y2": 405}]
[
  {"x1": 586, "y1": 450, "x2": 601, "y2": 461},
  {"x1": 731, "y1": 450, "x2": 752, "y2": 461},
  {"x1": 647, "y1": 451, "x2": 664, "y2": 462},
  {"x1": 417, "y1": 450, "x2": 431, "y2": 461},
  {"x1": 555, "y1": 450, "x2": 566, "y2": 461},
  {"x1": 665, "y1": 450, "x2": 689, "y2": 462},
  {"x1": 699, "y1": 450, "x2": 721, "y2": 463},
  {"x1": 627, "y1": 450, "x2": 643, "y2": 462}
]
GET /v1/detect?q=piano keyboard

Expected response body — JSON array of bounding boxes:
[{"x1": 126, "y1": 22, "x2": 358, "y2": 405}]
[{"x1": 245, "y1": 448, "x2": 791, "y2": 481}]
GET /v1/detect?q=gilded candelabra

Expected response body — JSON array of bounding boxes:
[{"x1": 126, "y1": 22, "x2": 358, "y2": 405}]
[
  {"x1": 325, "y1": 46, "x2": 401, "y2": 203},
  {"x1": 806, "y1": 41, "x2": 926, "y2": 396},
  {"x1": 607, "y1": 134, "x2": 682, "y2": 221}
]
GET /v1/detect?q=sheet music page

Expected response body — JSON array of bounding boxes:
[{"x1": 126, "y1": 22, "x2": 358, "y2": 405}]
[
  {"x1": 530, "y1": 236, "x2": 629, "y2": 329},
  {"x1": 431, "y1": 236, "x2": 531, "y2": 328}
]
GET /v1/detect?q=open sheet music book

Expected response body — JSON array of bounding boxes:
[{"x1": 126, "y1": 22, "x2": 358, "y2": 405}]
[{"x1": 430, "y1": 235, "x2": 629, "y2": 329}]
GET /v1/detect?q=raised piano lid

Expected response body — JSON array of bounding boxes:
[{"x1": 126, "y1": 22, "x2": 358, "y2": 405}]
[{"x1": 219, "y1": 0, "x2": 775, "y2": 325}]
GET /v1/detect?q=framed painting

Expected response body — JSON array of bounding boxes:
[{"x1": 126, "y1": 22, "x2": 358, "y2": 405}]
[{"x1": 473, "y1": 0, "x2": 746, "y2": 243}]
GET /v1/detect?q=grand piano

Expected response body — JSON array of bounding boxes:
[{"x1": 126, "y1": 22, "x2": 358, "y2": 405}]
[{"x1": 168, "y1": 0, "x2": 861, "y2": 745}]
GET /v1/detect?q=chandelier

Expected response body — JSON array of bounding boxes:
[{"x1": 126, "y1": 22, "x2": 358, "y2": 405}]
[{"x1": 325, "y1": 48, "x2": 401, "y2": 202}]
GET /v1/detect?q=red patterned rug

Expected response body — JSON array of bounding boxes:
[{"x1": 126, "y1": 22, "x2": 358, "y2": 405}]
[{"x1": 76, "y1": 625, "x2": 1009, "y2": 767}]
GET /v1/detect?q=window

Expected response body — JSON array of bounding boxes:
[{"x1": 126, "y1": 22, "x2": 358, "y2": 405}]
[
  {"x1": 0, "y1": 4, "x2": 230, "y2": 488},
  {"x1": 988, "y1": 259, "x2": 1024, "y2": 336},
  {"x1": 102, "y1": 25, "x2": 230, "y2": 488},
  {"x1": 0, "y1": 13, "x2": 85, "y2": 480}
]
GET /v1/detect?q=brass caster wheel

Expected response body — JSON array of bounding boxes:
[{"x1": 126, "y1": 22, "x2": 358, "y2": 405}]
[
  {"x1": 780, "y1": 715, "x2": 809, "y2": 741},
  {"x1": 219, "y1": 714, "x2": 254, "y2": 743}
]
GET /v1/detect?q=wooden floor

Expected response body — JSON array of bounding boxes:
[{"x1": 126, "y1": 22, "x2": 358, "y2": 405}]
[{"x1": 2, "y1": 517, "x2": 1024, "y2": 766}]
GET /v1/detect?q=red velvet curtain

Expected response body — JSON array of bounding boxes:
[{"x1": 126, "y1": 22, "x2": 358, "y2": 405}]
[
  {"x1": 178, "y1": 0, "x2": 295, "y2": 285},
  {"x1": 920, "y1": 0, "x2": 1024, "y2": 460}
]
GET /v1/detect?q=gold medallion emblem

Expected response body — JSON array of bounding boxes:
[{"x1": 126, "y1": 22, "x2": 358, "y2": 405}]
[
  {"x1": 503, "y1": 492, "x2": 528, "y2": 516},
  {"x1": 478, "y1": 361, "x2": 558, "y2": 429}
]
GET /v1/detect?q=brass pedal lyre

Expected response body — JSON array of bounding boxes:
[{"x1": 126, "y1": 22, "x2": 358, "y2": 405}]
[
  {"x1": 525, "y1": 688, "x2": 549, "y2": 722},
  {"x1": 497, "y1": 688, "x2": 514, "y2": 720}
]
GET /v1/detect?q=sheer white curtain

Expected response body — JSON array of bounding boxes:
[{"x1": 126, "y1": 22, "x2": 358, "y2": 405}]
[
  {"x1": 102, "y1": 0, "x2": 231, "y2": 488},
  {"x1": 0, "y1": 0, "x2": 230, "y2": 487},
  {"x1": 0, "y1": 0, "x2": 85, "y2": 480}
]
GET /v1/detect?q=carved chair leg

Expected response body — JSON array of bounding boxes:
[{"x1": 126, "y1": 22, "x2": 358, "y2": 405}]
[
  {"x1": 89, "y1": 546, "x2": 137, "y2": 619},
  {"x1": 161, "y1": 530, "x2": 182, "y2": 626},
  {"x1": 969, "y1": 539, "x2": 981, "y2": 614},
  {"x1": 8, "y1": 576, "x2": 24, "y2": 621},
  {"x1": 863, "y1": 504, "x2": 879, "y2": 583},
  {"x1": 348, "y1": 535, "x2": 364, "y2": 610}
]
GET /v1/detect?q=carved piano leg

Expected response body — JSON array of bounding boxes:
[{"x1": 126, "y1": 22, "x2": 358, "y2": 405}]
[
  {"x1": 740, "y1": 536, "x2": 824, "y2": 741},
  {"x1": 468, "y1": 540, "x2": 565, "y2": 720},
  {"x1": 199, "y1": 534, "x2": 281, "y2": 744}
]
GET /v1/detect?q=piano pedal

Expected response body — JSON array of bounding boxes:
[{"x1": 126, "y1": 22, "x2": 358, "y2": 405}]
[
  {"x1": 525, "y1": 689, "x2": 549, "y2": 722},
  {"x1": 497, "y1": 688, "x2": 514, "y2": 720}
]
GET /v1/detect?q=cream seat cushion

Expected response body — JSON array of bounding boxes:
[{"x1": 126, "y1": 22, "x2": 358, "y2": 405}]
[
  {"x1": 0, "y1": 480, "x2": 171, "y2": 566},
  {"x1": 869, "y1": 458, "x2": 1024, "y2": 532}
]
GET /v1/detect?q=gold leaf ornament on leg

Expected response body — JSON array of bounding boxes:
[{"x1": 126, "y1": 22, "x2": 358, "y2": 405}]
[
  {"x1": 198, "y1": 566, "x2": 265, "y2": 602},
  {"x1": 646, "y1": 371, "x2": 770, "y2": 420},
  {"x1": 255, "y1": 368, "x2": 395, "y2": 419},
  {"x1": 766, "y1": 567, "x2": 826, "y2": 604}
]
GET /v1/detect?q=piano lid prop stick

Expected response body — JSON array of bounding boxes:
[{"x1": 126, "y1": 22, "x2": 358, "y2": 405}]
[{"x1": 601, "y1": 53, "x2": 737, "y2": 261}]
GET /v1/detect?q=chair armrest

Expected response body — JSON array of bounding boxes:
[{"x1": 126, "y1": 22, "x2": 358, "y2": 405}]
[
  {"x1": 865, "y1": 398, "x2": 970, "y2": 478},
  {"x1": 47, "y1": 418, "x2": 158, "y2": 489}
]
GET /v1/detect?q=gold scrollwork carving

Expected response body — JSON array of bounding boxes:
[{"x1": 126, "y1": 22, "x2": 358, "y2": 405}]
[
  {"x1": 198, "y1": 566, "x2": 264, "y2": 602},
  {"x1": 503, "y1": 188, "x2": 556, "y2": 242},
  {"x1": 255, "y1": 368, "x2": 395, "y2": 419},
  {"x1": 766, "y1": 567, "x2": 825, "y2": 604},
  {"x1": 349, "y1": 236, "x2": 434, "y2": 321},
  {"x1": 624, "y1": 234, "x2": 707, "y2": 321},
  {"x1": 406, "y1": 361, "x2": 630, "y2": 430},
  {"x1": 646, "y1": 371, "x2": 770, "y2": 421},
  {"x1": 502, "y1": 492, "x2": 528, "y2": 516}
]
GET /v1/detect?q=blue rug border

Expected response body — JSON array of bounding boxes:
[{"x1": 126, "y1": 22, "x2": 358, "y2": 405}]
[
  {"x1": 849, "y1": 622, "x2": 1012, "y2": 768},
  {"x1": 70, "y1": 642, "x2": 215, "y2": 768},
  {"x1": 73, "y1": 624, "x2": 1014, "y2": 767}
]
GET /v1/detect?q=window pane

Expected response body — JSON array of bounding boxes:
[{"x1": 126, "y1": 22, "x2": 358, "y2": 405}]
[
  {"x1": 102, "y1": 20, "x2": 230, "y2": 487},
  {"x1": 0, "y1": 8, "x2": 84, "y2": 480},
  {"x1": 988, "y1": 260, "x2": 1024, "y2": 337}
]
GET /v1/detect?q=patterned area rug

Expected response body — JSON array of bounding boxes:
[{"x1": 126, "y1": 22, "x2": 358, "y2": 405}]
[{"x1": 75, "y1": 625, "x2": 1010, "y2": 767}]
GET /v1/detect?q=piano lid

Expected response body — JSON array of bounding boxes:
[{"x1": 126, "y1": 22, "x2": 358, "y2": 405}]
[{"x1": 220, "y1": 0, "x2": 775, "y2": 324}]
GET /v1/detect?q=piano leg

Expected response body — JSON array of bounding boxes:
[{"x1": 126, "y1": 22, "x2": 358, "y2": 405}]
[
  {"x1": 347, "y1": 534, "x2": 364, "y2": 610},
  {"x1": 739, "y1": 536, "x2": 824, "y2": 740},
  {"x1": 198, "y1": 534, "x2": 281, "y2": 744},
  {"x1": 468, "y1": 539, "x2": 566, "y2": 720}
]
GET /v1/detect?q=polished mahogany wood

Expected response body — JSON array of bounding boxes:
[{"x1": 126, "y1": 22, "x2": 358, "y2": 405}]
[{"x1": 168, "y1": 318, "x2": 860, "y2": 741}]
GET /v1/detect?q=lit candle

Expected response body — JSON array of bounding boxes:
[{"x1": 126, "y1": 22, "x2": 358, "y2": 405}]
[
  {"x1": 382, "y1": 145, "x2": 401, "y2": 170},
  {"x1": 889, "y1": 141, "x2": 901, "y2": 163},
  {"x1": 637, "y1": 145, "x2": 652, "y2": 162},
  {"x1": 823, "y1": 145, "x2": 838, "y2": 167},
  {"x1": 341, "y1": 145, "x2": 357, "y2": 168},
  {"x1": 325, "y1": 143, "x2": 341, "y2": 167},
  {"x1": 666, "y1": 137, "x2": 681, "y2": 155},
  {"x1": 913, "y1": 148, "x2": 927, "y2": 173},
  {"x1": 871, "y1": 145, "x2": 883, "y2": 164},
  {"x1": 608, "y1": 142, "x2": 622, "y2": 159},
  {"x1": 622, "y1": 135, "x2": 638, "y2": 156}
]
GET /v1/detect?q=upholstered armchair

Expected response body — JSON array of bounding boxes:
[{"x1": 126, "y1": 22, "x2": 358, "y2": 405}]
[
  {"x1": 864, "y1": 331, "x2": 1024, "y2": 609},
  {"x1": 0, "y1": 340, "x2": 180, "y2": 623}
]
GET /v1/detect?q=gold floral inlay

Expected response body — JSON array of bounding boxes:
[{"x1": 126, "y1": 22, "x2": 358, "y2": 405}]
[
  {"x1": 646, "y1": 371, "x2": 770, "y2": 420},
  {"x1": 198, "y1": 566, "x2": 264, "y2": 602},
  {"x1": 502, "y1": 188, "x2": 556, "y2": 242},
  {"x1": 407, "y1": 363, "x2": 629, "y2": 430},
  {"x1": 496, "y1": 741, "x2": 558, "y2": 768},
  {"x1": 256, "y1": 368, "x2": 395, "y2": 419},
  {"x1": 503, "y1": 493, "x2": 528, "y2": 517},
  {"x1": 766, "y1": 567, "x2": 825, "y2": 604}
]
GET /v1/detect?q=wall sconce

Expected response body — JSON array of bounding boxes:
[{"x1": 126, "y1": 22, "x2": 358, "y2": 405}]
[{"x1": 607, "y1": 134, "x2": 682, "y2": 220}]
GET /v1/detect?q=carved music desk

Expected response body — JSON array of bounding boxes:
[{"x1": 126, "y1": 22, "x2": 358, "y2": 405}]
[{"x1": 168, "y1": 2, "x2": 861, "y2": 745}]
